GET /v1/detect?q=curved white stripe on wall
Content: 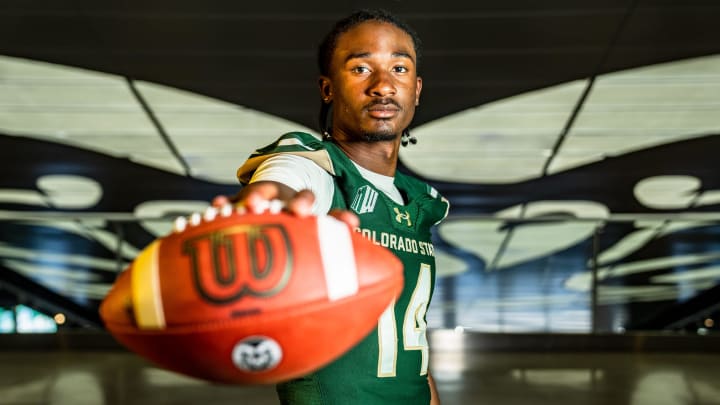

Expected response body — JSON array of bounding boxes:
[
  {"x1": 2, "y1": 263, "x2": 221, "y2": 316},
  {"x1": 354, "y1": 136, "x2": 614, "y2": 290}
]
[
  {"x1": 0, "y1": 55, "x2": 313, "y2": 183},
  {"x1": 403, "y1": 54, "x2": 720, "y2": 183}
]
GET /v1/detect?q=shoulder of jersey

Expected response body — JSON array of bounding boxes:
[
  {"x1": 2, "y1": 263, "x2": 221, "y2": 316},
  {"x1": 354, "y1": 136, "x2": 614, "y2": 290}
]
[
  {"x1": 238, "y1": 132, "x2": 332, "y2": 183},
  {"x1": 250, "y1": 132, "x2": 326, "y2": 156}
]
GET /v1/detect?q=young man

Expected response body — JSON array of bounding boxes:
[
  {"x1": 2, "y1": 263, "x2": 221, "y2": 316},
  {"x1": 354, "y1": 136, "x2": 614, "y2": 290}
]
[{"x1": 234, "y1": 9, "x2": 449, "y2": 405}]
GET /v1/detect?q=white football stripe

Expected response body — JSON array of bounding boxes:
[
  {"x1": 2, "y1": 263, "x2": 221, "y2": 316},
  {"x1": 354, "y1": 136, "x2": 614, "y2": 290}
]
[{"x1": 317, "y1": 216, "x2": 359, "y2": 301}]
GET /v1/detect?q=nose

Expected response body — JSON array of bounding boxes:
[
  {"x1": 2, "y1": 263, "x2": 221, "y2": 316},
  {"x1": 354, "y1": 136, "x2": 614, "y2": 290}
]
[{"x1": 367, "y1": 70, "x2": 396, "y2": 97}]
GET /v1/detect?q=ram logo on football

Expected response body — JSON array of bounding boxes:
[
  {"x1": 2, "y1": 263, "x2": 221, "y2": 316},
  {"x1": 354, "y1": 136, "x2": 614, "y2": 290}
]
[{"x1": 99, "y1": 204, "x2": 403, "y2": 384}]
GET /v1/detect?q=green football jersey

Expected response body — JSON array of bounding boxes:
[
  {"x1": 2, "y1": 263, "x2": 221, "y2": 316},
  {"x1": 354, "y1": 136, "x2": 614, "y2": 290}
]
[{"x1": 238, "y1": 132, "x2": 450, "y2": 405}]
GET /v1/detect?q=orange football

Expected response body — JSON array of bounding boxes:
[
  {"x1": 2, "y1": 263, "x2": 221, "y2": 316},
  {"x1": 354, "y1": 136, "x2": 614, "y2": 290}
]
[{"x1": 99, "y1": 208, "x2": 403, "y2": 384}]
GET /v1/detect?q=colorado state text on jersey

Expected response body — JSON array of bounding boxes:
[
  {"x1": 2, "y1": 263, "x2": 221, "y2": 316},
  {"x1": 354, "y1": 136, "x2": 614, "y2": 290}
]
[{"x1": 356, "y1": 228, "x2": 435, "y2": 257}]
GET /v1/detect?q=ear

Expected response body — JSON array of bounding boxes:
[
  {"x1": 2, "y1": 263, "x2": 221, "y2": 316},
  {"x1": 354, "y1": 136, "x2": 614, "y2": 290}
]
[
  {"x1": 415, "y1": 76, "x2": 423, "y2": 106},
  {"x1": 318, "y1": 76, "x2": 333, "y2": 103}
]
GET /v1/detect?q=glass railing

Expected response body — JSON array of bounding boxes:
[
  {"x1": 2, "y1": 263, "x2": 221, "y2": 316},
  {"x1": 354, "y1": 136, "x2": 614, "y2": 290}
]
[{"x1": 429, "y1": 215, "x2": 720, "y2": 334}]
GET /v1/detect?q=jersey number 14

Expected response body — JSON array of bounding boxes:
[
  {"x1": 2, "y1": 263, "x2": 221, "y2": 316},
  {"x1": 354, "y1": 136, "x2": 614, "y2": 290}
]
[{"x1": 377, "y1": 263, "x2": 431, "y2": 377}]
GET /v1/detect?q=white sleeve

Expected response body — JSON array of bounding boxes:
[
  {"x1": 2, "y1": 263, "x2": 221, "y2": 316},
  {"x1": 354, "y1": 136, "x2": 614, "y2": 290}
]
[{"x1": 249, "y1": 154, "x2": 334, "y2": 216}]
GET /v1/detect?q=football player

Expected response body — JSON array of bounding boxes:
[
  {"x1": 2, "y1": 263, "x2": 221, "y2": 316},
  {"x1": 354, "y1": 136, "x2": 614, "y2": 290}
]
[{"x1": 228, "y1": 9, "x2": 449, "y2": 405}]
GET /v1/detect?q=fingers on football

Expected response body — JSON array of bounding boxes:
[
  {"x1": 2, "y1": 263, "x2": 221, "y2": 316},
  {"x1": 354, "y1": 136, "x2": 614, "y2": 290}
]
[
  {"x1": 211, "y1": 195, "x2": 230, "y2": 208},
  {"x1": 286, "y1": 190, "x2": 315, "y2": 217}
]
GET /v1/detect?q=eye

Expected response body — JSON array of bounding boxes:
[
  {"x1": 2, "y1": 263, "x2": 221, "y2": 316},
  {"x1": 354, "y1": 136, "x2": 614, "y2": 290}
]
[{"x1": 351, "y1": 66, "x2": 370, "y2": 74}]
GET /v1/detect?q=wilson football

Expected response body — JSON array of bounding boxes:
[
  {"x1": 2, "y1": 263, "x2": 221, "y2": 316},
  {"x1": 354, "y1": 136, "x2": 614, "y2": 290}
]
[{"x1": 99, "y1": 204, "x2": 403, "y2": 384}]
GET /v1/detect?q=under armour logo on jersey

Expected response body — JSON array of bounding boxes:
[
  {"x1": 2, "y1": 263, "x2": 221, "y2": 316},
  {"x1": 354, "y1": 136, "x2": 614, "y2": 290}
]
[
  {"x1": 393, "y1": 207, "x2": 412, "y2": 226},
  {"x1": 351, "y1": 185, "x2": 378, "y2": 214}
]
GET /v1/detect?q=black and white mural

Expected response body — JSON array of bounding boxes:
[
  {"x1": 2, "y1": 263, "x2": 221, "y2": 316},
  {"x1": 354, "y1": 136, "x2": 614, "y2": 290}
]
[{"x1": 1, "y1": 0, "x2": 719, "y2": 333}]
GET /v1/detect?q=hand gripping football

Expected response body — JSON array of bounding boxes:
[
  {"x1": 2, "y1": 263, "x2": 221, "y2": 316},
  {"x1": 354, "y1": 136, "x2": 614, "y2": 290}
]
[{"x1": 99, "y1": 204, "x2": 403, "y2": 384}]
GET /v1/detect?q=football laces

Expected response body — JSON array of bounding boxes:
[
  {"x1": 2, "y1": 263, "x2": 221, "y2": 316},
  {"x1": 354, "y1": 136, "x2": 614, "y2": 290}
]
[{"x1": 172, "y1": 199, "x2": 285, "y2": 233}]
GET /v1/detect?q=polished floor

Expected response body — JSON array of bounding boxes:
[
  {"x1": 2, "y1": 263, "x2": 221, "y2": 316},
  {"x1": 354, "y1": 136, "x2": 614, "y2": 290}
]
[{"x1": 3, "y1": 348, "x2": 720, "y2": 405}]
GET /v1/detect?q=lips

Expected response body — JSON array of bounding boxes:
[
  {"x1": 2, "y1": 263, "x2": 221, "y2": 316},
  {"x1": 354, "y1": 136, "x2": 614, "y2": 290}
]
[{"x1": 366, "y1": 100, "x2": 401, "y2": 119}]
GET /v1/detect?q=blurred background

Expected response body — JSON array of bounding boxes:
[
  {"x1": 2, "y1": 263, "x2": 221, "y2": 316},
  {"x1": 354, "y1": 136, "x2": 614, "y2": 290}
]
[{"x1": 1, "y1": 1, "x2": 719, "y2": 404}]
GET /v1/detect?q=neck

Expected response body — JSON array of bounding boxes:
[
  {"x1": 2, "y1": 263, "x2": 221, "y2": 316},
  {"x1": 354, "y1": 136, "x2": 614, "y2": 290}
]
[{"x1": 331, "y1": 137, "x2": 400, "y2": 177}]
